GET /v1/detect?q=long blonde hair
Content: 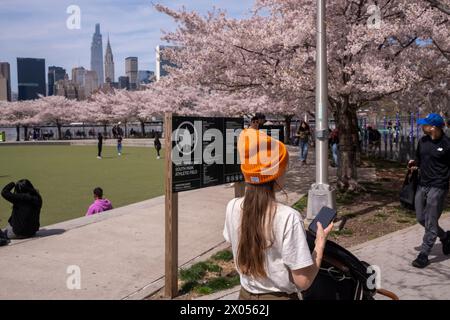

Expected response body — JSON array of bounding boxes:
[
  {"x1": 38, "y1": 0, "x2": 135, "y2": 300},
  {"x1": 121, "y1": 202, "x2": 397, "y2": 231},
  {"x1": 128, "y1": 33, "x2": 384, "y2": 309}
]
[{"x1": 237, "y1": 181, "x2": 277, "y2": 278}]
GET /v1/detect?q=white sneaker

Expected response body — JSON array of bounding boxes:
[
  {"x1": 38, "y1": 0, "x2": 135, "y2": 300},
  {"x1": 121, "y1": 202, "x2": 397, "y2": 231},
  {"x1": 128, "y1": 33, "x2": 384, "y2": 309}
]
[
  {"x1": 157, "y1": 156, "x2": 160, "y2": 159},
  {"x1": 118, "y1": 153, "x2": 121, "y2": 156},
  {"x1": 97, "y1": 156, "x2": 102, "y2": 159}
]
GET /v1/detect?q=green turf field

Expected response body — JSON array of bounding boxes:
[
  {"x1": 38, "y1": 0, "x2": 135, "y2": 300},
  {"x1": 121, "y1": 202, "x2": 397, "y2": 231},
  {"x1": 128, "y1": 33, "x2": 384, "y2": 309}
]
[{"x1": 0, "y1": 145, "x2": 164, "y2": 228}]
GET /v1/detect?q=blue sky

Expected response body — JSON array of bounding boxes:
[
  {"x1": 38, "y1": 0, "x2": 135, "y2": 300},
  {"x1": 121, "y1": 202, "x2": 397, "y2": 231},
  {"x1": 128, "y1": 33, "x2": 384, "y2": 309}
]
[{"x1": 0, "y1": 0, "x2": 255, "y2": 93}]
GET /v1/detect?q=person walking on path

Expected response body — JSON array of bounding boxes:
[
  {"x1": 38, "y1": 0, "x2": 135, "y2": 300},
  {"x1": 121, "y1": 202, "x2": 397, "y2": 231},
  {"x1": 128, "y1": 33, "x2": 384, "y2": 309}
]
[
  {"x1": 117, "y1": 135, "x2": 123, "y2": 156},
  {"x1": 86, "y1": 187, "x2": 113, "y2": 216},
  {"x1": 329, "y1": 127, "x2": 339, "y2": 167},
  {"x1": 367, "y1": 126, "x2": 381, "y2": 157},
  {"x1": 408, "y1": 113, "x2": 450, "y2": 268},
  {"x1": 154, "y1": 132, "x2": 162, "y2": 159},
  {"x1": 1, "y1": 180, "x2": 42, "y2": 239},
  {"x1": 223, "y1": 128, "x2": 333, "y2": 300},
  {"x1": 296, "y1": 121, "x2": 311, "y2": 165},
  {"x1": 97, "y1": 132, "x2": 103, "y2": 159}
]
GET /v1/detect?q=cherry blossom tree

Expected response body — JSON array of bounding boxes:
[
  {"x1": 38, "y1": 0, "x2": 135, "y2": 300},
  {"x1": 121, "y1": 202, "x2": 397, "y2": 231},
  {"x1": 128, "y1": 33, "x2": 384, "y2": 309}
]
[
  {"x1": 0, "y1": 100, "x2": 39, "y2": 141},
  {"x1": 35, "y1": 95, "x2": 79, "y2": 140},
  {"x1": 155, "y1": 0, "x2": 448, "y2": 190}
]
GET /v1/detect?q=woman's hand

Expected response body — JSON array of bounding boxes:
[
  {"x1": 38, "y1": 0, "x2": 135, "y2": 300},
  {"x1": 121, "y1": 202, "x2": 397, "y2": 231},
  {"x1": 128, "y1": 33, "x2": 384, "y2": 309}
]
[{"x1": 314, "y1": 221, "x2": 334, "y2": 249}]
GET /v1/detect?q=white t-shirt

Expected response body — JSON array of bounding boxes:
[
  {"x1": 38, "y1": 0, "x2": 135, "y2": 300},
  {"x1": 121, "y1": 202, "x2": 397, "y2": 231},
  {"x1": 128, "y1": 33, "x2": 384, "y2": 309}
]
[{"x1": 223, "y1": 197, "x2": 313, "y2": 294}]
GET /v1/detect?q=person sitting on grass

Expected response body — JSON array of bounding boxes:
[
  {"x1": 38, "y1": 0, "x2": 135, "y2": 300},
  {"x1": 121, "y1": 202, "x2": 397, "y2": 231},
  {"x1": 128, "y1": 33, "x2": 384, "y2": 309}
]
[
  {"x1": 86, "y1": 187, "x2": 113, "y2": 216},
  {"x1": 1, "y1": 180, "x2": 42, "y2": 239}
]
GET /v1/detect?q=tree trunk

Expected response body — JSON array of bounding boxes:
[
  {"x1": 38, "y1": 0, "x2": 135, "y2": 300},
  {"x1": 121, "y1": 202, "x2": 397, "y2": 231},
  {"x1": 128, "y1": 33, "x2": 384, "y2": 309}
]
[
  {"x1": 103, "y1": 123, "x2": 108, "y2": 138},
  {"x1": 140, "y1": 120, "x2": 146, "y2": 138},
  {"x1": 125, "y1": 122, "x2": 128, "y2": 138},
  {"x1": 24, "y1": 126, "x2": 29, "y2": 141},
  {"x1": 284, "y1": 115, "x2": 292, "y2": 144},
  {"x1": 57, "y1": 124, "x2": 62, "y2": 140},
  {"x1": 16, "y1": 126, "x2": 20, "y2": 141},
  {"x1": 336, "y1": 97, "x2": 359, "y2": 192},
  {"x1": 351, "y1": 111, "x2": 362, "y2": 166}
]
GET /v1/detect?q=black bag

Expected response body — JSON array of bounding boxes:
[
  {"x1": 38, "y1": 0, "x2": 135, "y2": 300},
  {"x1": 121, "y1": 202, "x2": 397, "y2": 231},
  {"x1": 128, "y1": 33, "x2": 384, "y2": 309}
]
[
  {"x1": 399, "y1": 170, "x2": 419, "y2": 211},
  {"x1": 302, "y1": 231, "x2": 377, "y2": 300}
]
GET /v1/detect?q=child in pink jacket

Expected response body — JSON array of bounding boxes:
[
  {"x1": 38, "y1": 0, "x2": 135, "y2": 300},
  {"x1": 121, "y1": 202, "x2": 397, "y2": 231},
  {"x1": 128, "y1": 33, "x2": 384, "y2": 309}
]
[{"x1": 86, "y1": 187, "x2": 113, "y2": 216}]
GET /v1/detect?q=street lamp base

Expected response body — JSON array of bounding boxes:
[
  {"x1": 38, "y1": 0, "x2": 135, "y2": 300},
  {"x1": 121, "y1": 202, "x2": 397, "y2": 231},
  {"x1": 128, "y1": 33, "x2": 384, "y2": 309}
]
[{"x1": 306, "y1": 183, "x2": 336, "y2": 223}]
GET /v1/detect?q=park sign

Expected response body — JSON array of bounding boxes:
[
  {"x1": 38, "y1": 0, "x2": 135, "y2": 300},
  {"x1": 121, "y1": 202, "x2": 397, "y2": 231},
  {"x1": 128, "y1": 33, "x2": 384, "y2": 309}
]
[
  {"x1": 164, "y1": 114, "x2": 286, "y2": 298},
  {"x1": 171, "y1": 116, "x2": 244, "y2": 192}
]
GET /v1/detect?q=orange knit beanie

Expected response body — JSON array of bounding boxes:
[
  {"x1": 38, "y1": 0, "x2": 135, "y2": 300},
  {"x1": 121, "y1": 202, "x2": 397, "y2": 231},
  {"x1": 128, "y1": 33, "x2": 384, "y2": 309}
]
[{"x1": 238, "y1": 128, "x2": 289, "y2": 185}]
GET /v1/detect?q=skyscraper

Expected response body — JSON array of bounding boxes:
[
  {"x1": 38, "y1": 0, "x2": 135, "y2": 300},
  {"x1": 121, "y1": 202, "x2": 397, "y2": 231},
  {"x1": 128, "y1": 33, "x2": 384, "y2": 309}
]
[
  {"x1": 55, "y1": 74, "x2": 82, "y2": 100},
  {"x1": 104, "y1": 37, "x2": 115, "y2": 83},
  {"x1": 90, "y1": 23, "x2": 104, "y2": 86},
  {"x1": 48, "y1": 66, "x2": 67, "y2": 96},
  {"x1": 156, "y1": 45, "x2": 178, "y2": 81},
  {"x1": 84, "y1": 70, "x2": 99, "y2": 96},
  {"x1": 0, "y1": 62, "x2": 11, "y2": 101},
  {"x1": 125, "y1": 57, "x2": 138, "y2": 90},
  {"x1": 72, "y1": 67, "x2": 86, "y2": 86},
  {"x1": 17, "y1": 58, "x2": 46, "y2": 100}
]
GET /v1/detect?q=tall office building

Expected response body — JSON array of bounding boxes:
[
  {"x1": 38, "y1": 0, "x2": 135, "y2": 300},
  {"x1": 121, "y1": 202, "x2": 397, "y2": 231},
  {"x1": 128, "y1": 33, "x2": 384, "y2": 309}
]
[
  {"x1": 55, "y1": 74, "x2": 82, "y2": 100},
  {"x1": 72, "y1": 67, "x2": 86, "y2": 86},
  {"x1": 84, "y1": 70, "x2": 99, "y2": 96},
  {"x1": 90, "y1": 23, "x2": 104, "y2": 85},
  {"x1": 104, "y1": 37, "x2": 115, "y2": 83},
  {"x1": 48, "y1": 66, "x2": 66, "y2": 96},
  {"x1": 156, "y1": 45, "x2": 178, "y2": 81},
  {"x1": 17, "y1": 58, "x2": 46, "y2": 100},
  {"x1": 0, "y1": 62, "x2": 11, "y2": 101},
  {"x1": 118, "y1": 76, "x2": 130, "y2": 90},
  {"x1": 125, "y1": 57, "x2": 138, "y2": 90}
]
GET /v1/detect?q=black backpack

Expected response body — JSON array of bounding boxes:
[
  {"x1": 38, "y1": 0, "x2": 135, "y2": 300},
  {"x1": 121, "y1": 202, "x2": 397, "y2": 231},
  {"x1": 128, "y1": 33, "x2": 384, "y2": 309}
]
[{"x1": 399, "y1": 170, "x2": 419, "y2": 211}]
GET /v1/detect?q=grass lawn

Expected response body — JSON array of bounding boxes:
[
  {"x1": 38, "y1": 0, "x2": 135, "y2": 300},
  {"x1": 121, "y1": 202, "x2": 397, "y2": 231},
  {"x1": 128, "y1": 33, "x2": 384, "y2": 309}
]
[{"x1": 0, "y1": 145, "x2": 164, "y2": 228}]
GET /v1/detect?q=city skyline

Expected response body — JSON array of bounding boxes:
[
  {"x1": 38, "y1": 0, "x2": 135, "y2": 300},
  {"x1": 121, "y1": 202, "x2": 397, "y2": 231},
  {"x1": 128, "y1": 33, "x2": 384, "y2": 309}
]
[{"x1": 0, "y1": 0, "x2": 254, "y2": 94}]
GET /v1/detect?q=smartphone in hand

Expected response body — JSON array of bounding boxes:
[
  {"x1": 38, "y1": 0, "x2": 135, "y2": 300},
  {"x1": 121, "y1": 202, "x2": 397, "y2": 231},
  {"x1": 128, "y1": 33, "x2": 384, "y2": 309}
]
[{"x1": 308, "y1": 206, "x2": 337, "y2": 235}]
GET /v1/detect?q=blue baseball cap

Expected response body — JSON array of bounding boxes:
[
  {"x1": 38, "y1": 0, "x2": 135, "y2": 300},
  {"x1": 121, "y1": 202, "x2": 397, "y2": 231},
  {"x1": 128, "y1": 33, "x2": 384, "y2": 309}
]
[{"x1": 417, "y1": 113, "x2": 445, "y2": 127}]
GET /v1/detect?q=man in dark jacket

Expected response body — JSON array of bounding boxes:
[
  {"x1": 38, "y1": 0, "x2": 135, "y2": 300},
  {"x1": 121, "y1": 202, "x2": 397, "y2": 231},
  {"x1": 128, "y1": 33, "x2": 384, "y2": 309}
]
[
  {"x1": 408, "y1": 113, "x2": 450, "y2": 268},
  {"x1": 1, "y1": 180, "x2": 42, "y2": 239}
]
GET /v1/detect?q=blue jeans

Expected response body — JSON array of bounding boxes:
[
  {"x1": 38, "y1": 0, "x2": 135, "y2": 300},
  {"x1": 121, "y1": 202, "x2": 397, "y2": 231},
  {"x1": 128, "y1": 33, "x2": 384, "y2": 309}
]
[
  {"x1": 299, "y1": 140, "x2": 309, "y2": 162},
  {"x1": 331, "y1": 143, "x2": 339, "y2": 167},
  {"x1": 117, "y1": 143, "x2": 122, "y2": 154}
]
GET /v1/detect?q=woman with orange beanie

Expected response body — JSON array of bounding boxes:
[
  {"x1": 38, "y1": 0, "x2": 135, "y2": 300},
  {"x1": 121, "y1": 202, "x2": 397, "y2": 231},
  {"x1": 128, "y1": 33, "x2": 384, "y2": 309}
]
[{"x1": 223, "y1": 128, "x2": 333, "y2": 300}]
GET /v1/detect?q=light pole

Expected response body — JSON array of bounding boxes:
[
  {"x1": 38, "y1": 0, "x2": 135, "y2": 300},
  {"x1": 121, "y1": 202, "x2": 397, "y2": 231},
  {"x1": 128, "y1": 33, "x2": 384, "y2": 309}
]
[{"x1": 306, "y1": 0, "x2": 336, "y2": 221}]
